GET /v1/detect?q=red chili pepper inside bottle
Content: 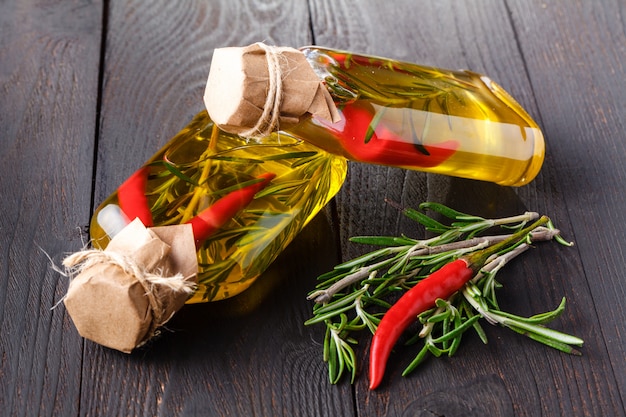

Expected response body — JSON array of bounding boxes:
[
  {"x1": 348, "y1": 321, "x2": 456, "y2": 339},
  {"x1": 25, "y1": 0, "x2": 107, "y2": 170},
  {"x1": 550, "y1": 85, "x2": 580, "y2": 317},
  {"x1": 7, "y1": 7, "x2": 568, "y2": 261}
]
[{"x1": 89, "y1": 112, "x2": 347, "y2": 303}]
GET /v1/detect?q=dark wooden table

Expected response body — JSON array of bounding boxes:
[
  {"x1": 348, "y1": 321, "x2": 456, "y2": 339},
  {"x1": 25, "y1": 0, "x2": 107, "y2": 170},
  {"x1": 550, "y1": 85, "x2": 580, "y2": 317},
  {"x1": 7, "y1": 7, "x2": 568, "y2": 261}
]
[{"x1": 2, "y1": 1, "x2": 625, "y2": 416}]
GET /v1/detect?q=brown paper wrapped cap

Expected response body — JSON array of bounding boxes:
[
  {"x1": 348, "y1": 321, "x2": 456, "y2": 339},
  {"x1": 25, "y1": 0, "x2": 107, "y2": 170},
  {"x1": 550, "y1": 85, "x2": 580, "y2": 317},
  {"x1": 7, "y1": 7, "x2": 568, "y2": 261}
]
[
  {"x1": 204, "y1": 42, "x2": 340, "y2": 137},
  {"x1": 63, "y1": 219, "x2": 197, "y2": 353}
]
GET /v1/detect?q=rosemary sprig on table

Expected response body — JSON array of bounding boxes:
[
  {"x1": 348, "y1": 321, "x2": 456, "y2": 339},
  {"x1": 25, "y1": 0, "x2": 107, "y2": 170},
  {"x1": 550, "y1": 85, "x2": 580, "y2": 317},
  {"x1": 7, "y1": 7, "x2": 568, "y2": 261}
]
[{"x1": 305, "y1": 202, "x2": 581, "y2": 384}]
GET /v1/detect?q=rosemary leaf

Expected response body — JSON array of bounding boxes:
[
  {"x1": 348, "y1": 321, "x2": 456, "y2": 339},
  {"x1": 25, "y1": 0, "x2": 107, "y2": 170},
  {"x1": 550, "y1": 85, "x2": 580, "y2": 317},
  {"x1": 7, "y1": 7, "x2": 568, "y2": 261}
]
[
  {"x1": 364, "y1": 106, "x2": 387, "y2": 144},
  {"x1": 491, "y1": 297, "x2": 567, "y2": 325},
  {"x1": 495, "y1": 314, "x2": 584, "y2": 347},
  {"x1": 402, "y1": 344, "x2": 431, "y2": 376},
  {"x1": 402, "y1": 208, "x2": 451, "y2": 232},
  {"x1": 430, "y1": 315, "x2": 481, "y2": 344},
  {"x1": 333, "y1": 247, "x2": 399, "y2": 270},
  {"x1": 210, "y1": 155, "x2": 265, "y2": 164},
  {"x1": 312, "y1": 289, "x2": 366, "y2": 316},
  {"x1": 305, "y1": 303, "x2": 356, "y2": 325},
  {"x1": 419, "y1": 202, "x2": 482, "y2": 222},
  {"x1": 524, "y1": 331, "x2": 582, "y2": 355},
  {"x1": 261, "y1": 151, "x2": 318, "y2": 161},
  {"x1": 349, "y1": 236, "x2": 418, "y2": 246},
  {"x1": 306, "y1": 202, "x2": 581, "y2": 385}
]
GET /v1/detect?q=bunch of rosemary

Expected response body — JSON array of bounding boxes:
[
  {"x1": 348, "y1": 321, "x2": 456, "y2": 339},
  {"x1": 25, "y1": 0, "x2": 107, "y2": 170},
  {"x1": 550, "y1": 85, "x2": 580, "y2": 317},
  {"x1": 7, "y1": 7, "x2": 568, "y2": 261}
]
[{"x1": 305, "y1": 202, "x2": 582, "y2": 384}]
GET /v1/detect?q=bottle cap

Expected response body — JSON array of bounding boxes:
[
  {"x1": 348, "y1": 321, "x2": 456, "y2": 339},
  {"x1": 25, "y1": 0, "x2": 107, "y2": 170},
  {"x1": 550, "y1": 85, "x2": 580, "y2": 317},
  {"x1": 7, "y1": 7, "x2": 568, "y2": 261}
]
[
  {"x1": 63, "y1": 219, "x2": 198, "y2": 353},
  {"x1": 204, "y1": 42, "x2": 340, "y2": 138}
]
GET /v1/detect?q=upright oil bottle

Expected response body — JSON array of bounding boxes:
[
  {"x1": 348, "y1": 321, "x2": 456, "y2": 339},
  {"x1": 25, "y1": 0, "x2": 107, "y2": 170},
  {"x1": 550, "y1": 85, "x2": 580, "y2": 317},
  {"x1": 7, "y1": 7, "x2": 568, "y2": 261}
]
[
  {"x1": 206, "y1": 44, "x2": 545, "y2": 186},
  {"x1": 89, "y1": 112, "x2": 347, "y2": 303}
]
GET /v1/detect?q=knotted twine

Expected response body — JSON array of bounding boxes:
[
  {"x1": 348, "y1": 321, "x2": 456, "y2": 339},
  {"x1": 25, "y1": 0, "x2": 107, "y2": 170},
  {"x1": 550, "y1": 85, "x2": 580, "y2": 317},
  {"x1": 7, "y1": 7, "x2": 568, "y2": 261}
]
[
  {"x1": 63, "y1": 249, "x2": 195, "y2": 343},
  {"x1": 204, "y1": 42, "x2": 340, "y2": 138},
  {"x1": 62, "y1": 219, "x2": 198, "y2": 353},
  {"x1": 237, "y1": 43, "x2": 285, "y2": 139}
]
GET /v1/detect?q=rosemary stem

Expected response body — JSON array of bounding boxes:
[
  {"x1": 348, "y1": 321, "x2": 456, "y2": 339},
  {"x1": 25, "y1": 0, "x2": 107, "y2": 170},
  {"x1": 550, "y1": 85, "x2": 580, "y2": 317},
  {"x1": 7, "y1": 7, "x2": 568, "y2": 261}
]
[
  {"x1": 407, "y1": 238, "x2": 491, "y2": 258},
  {"x1": 492, "y1": 211, "x2": 539, "y2": 226},
  {"x1": 473, "y1": 243, "x2": 530, "y2": 283},
  {"x1": 419, "y1": 305, "x2": 445, "y2": 337},
  {"x1": 406, "y1": 227, "x2": 554, "y2": 257},
  {"x1": 462, "y1": 285, "x2": 497, "y2": 324},
  {"x1": 310, "y1": 227, "x2": 560, "y2": 305},
  {"x1": 308, "y1": 261, "x2": 386, "y2": 303},
  {"x1": 407, "y1": 227, "x2": 558, "y2": 258},
  {"x1": 180, "y1": 124, "x2": 220, "y2": 222},
  {"x1": 462, "y1": 243, "x2": 534, "y2": 325}
]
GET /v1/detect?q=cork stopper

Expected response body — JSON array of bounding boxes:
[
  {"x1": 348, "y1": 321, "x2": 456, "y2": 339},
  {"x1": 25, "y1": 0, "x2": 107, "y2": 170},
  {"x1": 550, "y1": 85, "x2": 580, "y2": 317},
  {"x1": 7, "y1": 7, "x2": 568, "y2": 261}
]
[{"x1": 204, "y1": 42, "x2": 340, "y2": 138}]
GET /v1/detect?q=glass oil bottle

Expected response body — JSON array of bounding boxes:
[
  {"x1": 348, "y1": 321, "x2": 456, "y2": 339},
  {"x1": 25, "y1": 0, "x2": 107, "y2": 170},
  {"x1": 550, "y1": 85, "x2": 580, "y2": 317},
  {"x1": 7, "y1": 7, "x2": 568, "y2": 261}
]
[
  {"x1": 286, "y1": 47, "x2": 544, "y2": 186},
  {"x1": 89, "y1": 111, "x2": 347, "y2": 303}
]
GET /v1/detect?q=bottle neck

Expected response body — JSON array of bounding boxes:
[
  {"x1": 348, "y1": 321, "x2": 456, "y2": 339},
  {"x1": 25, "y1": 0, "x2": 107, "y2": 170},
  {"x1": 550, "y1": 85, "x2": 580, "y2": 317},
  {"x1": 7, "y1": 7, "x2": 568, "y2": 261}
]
[{"x1": 300, "y1": 46, "x2": 359, "y2": 106}]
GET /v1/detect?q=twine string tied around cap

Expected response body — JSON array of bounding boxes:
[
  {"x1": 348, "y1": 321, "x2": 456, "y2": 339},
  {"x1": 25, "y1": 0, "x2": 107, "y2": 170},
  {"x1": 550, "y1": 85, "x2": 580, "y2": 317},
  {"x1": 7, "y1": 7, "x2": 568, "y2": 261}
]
[
  {"x1": 238, "y1": 42, "x2": 285, "y2": 139},
  {"x1": 62, "y1": 249, "x2": 196, "y2": 337}
]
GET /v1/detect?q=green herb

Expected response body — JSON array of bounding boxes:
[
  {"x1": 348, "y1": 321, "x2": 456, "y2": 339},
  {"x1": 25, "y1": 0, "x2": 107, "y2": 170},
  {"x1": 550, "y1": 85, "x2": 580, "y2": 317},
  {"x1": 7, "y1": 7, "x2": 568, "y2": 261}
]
[
  {"x1": 143, "y1": 119, "x2": 342, "y2": 299},
  {"x1": 305, "y1": 202, "x2": 580, "y2": 385}
]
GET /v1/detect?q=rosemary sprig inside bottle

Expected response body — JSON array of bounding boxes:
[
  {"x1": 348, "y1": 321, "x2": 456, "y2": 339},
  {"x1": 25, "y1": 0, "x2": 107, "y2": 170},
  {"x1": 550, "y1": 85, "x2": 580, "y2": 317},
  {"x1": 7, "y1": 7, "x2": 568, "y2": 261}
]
[{"x1": 305, "y1": 202, "x2": 582, "y2": 386}]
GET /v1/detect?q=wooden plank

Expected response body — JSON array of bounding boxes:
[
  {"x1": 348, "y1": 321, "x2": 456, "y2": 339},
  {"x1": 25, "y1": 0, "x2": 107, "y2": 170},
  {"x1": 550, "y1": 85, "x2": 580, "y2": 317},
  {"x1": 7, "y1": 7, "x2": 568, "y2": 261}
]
[
  {"x1": 507, "y1": 1, "x2": 626, "y2": 415},
  {"x1": 1, "y1": 1, "x2": 622, "y2": 416},
  {"x1": 309, "y1": 0, "x2": 623, "y2": 416},
  {"x1": 86, "y1": 0, "x2": 354, "y2": 415},
  {"x1": 0, "y1": 0, "x2": 103, "y2": 415}
]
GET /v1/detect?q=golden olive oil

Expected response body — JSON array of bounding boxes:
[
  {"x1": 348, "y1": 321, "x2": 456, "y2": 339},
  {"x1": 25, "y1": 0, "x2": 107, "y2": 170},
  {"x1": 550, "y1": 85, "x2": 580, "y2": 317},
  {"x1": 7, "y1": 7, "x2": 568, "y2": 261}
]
[
  {"x1": 89, "y1": 111, "x2": 347, "y2": 302},
  {"x1": 289, "y1": 47, "x2": 544, "y2": 186}
]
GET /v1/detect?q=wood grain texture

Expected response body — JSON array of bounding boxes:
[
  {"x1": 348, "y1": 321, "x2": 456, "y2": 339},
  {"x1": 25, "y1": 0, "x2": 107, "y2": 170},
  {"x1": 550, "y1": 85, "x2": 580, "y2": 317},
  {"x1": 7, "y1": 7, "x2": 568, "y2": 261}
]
[
  {"x1": 1, "y1": 0, "x2": 625, "y2": 416},
  {"x1": 95, "y1": 0, "x2": 315, "y2": 201},
  {"x1": 88, "y1": 0, "x2": 352, "y2": 416},
  {"x1": 0, "y1": 0, "x2": 103, "y2": 416},
  {"x1": 508, "y1": 1, "x2": 626, "y2": 415},
  {"x1": 310, "y1": 0, "x2": 624, "y2": 416}
]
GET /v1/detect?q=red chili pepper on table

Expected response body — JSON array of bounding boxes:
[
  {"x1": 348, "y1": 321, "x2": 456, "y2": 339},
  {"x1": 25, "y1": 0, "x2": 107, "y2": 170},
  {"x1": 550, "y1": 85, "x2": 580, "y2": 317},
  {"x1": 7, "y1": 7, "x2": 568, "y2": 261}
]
[
  {"x1": 186, "y1": 172, "x2": 275, "y2": 248},
  {"x1": 320, "y1": 102, "x2": 458, "y2": 168},
  {"x1": 368, "y1": 216, "x2": 549, "y2": 390}
]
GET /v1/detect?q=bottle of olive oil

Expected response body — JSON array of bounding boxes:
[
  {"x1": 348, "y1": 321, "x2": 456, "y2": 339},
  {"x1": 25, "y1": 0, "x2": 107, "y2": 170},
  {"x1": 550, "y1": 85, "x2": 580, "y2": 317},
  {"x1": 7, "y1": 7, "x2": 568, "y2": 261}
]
[
  {"x1": 296, "y1": 47, "x2": 544, "y2": 186},
  {"x1": 207, "y1": 44, "x2": 545, "y2": 186},
  {"x1": 89, "y1": 111, "x2": 347, "y2": 303}
]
